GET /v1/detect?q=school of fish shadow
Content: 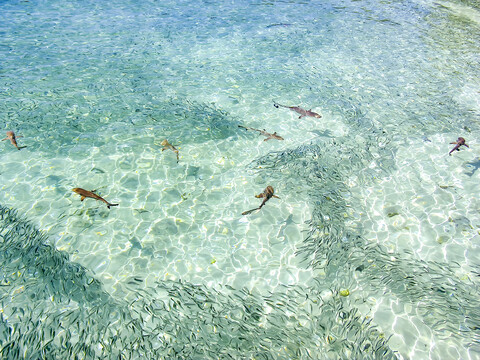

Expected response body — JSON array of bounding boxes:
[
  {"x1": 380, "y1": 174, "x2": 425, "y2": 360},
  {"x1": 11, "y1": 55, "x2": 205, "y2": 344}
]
[{"x1": 2, "y1": 102, "x2": 471, "y2": 217}]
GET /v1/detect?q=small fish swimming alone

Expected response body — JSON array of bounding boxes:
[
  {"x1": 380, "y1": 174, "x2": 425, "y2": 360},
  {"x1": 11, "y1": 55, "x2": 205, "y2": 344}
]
[
  {"x1": 161, "y1": 139, "x2": 179, "y2": 162},
  {"x1": 265, "y1": 23, "x2": 293, "y2": 29},
  {"x1": 449, "y1": 137, "x2": 469, "y2": 155},
  {"x1": 72, "y1": 188, "x2": 119, "y2": 209},
  {"x1": 273, "y1": 102, "x2": 322, "y2": 119},
  {"x1": 242, "y1": 186, "x2": 280, "y2": 215},
  {"x1": 2, "y1": 131, "x2": 26, "y2": 150},
  {"x1": 238, "y1": 125, "x2": 284, "y2": 141}
]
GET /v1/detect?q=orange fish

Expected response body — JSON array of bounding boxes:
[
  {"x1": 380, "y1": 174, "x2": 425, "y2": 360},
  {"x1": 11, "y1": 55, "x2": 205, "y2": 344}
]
[
  {"x1": 72, "y1": 188, "x2": 119, "y2": 209},
  {"x1": 2, "y1": 131, "x2": 26, "y2": 150},
  {"x1": 161, "y1": 139, "x2": 179, "y2": 162},
  {"x1": 242, "y1": 186, "x2": 280, "y2": 215}
]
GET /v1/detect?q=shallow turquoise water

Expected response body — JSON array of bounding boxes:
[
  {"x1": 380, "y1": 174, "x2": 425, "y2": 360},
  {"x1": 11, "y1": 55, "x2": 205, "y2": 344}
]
[{"x1": 1, "y1": 0, "x2": 480, "y2": 358}]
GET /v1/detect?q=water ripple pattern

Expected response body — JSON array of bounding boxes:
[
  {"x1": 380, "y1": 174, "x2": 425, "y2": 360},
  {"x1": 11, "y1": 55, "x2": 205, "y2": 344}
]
[{"x1": 1, "y1": 0, "x2": 480, "y2": 359}]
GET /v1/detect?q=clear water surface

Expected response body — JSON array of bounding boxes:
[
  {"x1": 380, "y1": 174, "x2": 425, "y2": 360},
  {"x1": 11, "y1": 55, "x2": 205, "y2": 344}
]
[{"x1": 0, "y1": 0, "x2": 479, "y2": 358}]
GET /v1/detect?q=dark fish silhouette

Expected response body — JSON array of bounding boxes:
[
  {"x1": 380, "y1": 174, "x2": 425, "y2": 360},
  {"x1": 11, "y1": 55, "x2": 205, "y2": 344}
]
[
  {"x1": 161, "y1": 139, "x2": 179, "y2": 162},
  {"x1": 273, "y1": 102, "x2": 322, "y2": 119},
  {"x1": 238, "y1": 125, "x2": 284, "y2": 141},
  {"x1": 72, "y1": 188, "x2": 119, "y2": 209},
  {"x1": 266, "y1": 23, "x2": 293, "y2": 28},
  {"x1": 449, "y1": 137, "x2": 469, "y2": 155},
  {"x1": 242, "y1": 186, "x2": 280, "y2": 215},
  {"x1": 466, "y1": 158, "x2": 480, "y2": 177},
  {"x1": 2, "y1": 131, "x2": 26, "y2": 150}
]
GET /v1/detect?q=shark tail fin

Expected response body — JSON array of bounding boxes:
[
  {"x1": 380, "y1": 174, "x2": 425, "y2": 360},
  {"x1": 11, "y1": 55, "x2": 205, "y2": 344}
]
[
  {"x1": 107, "y1": 203, "x2": 119, "y2": 209},
  {"x1": 242, "y1": 207, "x2": 260, "y2": 216}
]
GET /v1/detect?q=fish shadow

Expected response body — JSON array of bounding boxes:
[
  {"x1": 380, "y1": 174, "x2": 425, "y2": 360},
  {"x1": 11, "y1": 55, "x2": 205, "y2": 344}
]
[
  {"x1": 465, "y1": 158, "x2": 480, "y2": 177},
  {"x1": 311, "y1": 129, "x2": 333, "y2": 138}
]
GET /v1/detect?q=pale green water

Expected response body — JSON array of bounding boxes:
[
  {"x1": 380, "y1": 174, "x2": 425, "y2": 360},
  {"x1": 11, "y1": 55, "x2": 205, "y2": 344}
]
[{"x1": 0, "y1": 0, "x2": 480, "y2": 358}]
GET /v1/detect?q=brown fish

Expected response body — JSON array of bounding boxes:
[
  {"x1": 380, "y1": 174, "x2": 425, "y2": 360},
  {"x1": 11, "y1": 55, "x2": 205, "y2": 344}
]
[
  {"x1": 2, "y1": 131, "x2": 26, "y2": 150},
  {"x1": 449, "y1": 137, "x2": 469, "y2": 155},
  {"x1": 242, "y1": 186, "x2": 280, "y2": 215},
  {"x1": 72, "y1": 188, "x2": 119, "y2": 209},
  {"x1": 161, "y1": 139, "x2": 179, "y2": 162},
  {"x1": 274, "y1": 102, "x2": 322, "y2": 119},
  {"x1": 238, "y1": 125, "x2": 284, "y2": 141}
]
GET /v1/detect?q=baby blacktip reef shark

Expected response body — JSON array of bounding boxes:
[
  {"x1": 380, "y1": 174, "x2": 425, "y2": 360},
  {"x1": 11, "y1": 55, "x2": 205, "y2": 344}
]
[
  {"x1": 161, "y1": 139, "x2": 179, "y2": 162},
  {"x1": 273, "y1": 102, "x2": 322, "y2": 119},
  {"x1": 242, "y1": 186, "x2": 280, "y2": 215},
  {"x1": 2, "y1": 131, "x2": 26, "y2": 150},
  {"x1": 72, "y1": 188, "x2": 119, "y2": 209},
  {"x1": 449, "y1": 137, "x2": 469, "y2": 155},
  {"x1": 238, "y1": 125, "x2": 284, "y2": 141}
]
